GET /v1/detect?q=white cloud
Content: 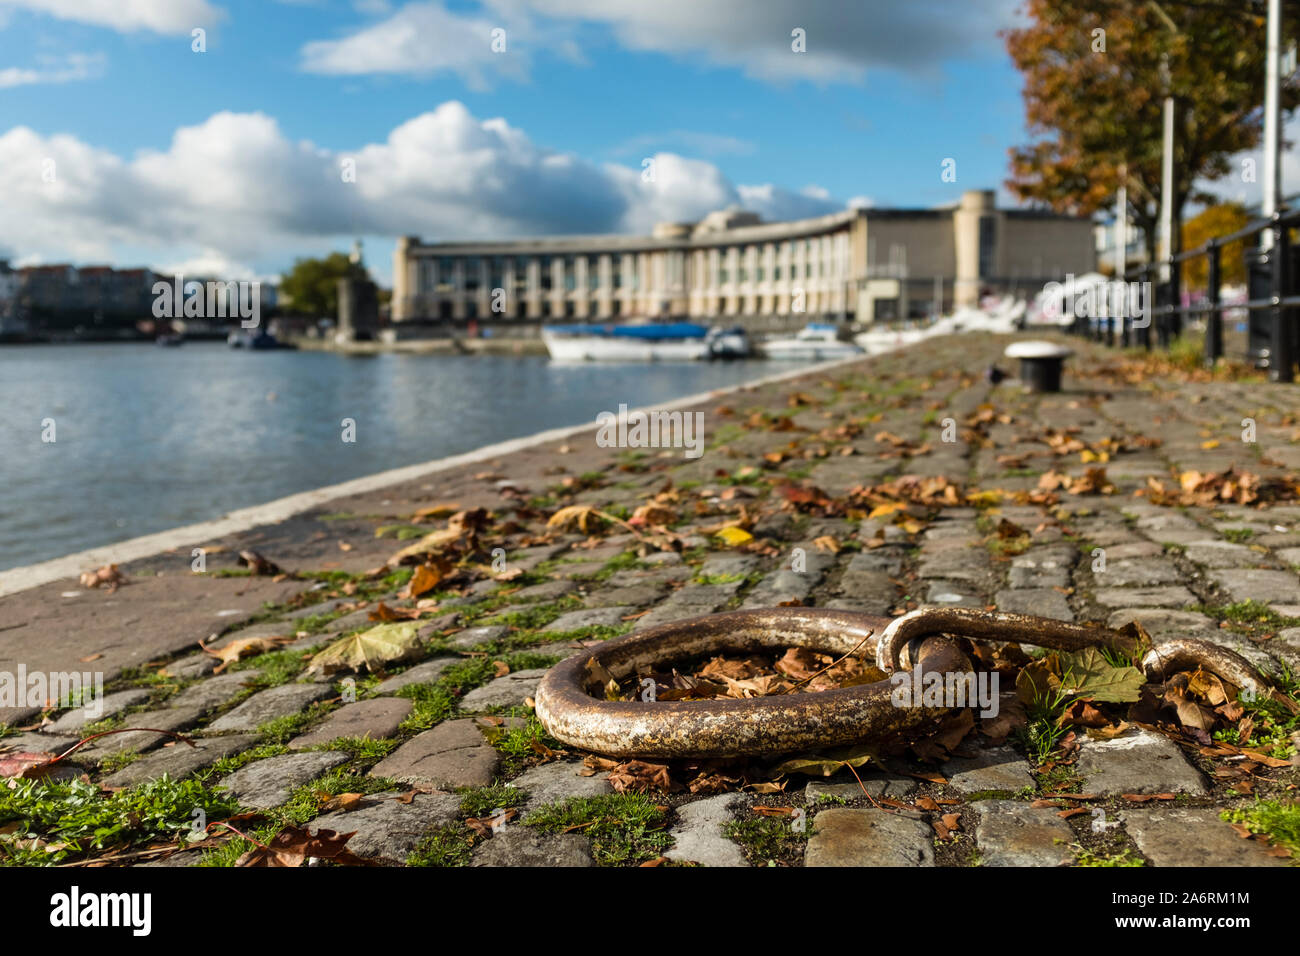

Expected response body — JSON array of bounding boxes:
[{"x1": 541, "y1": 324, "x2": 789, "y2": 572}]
[
  {"x1": 0, "y1": 0, "x2": 222, "y2": 34},
  {"x1": 300, "y1": 1, "x2": 529, "y2": 89},
  {"x1": 302, "y1": 0, "x2": 1020, "y2": 84},
  {"x1": 0, "y1": 101, "x2": 848, "y2": 281},
  {"x1": 0, "y1": 52, "x2": 105, "y2": 89}
]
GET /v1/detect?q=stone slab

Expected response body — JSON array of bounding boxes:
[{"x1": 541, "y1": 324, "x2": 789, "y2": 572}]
[
  {"x1": 805, "y1": 808, "x2": 934, "y2": 867},
  {"x1": 663, "y1": 794, "x2": 747, "y2": 867},
  {"x1": 973, "y1": 800, "x2": 1074, "y2": 867},
  {"x1": 103, "y1": 734, "x2": 258, "y2": 787},
  {"x1": 368, "y1": 718, "x2": 501, "y2": 789},
  {"x1": 1076, "y1": 728, "x2": 1208, "y2": 796},
  {"x1": 312, "y1": 791, "x2": 462, "y2": 865},
  {"x1": 288, "y1": 697, "x2": 412, "y2": 749},
  {"x1": 219, "y1": 750, "x2": 351, "y2": 808},
  {"x1": 206, "y1": 682, "x2": 333, "y2": 733}
]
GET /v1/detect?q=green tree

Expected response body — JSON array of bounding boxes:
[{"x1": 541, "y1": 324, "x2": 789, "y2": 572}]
[
  {"x1": 279, "y1": 253, "x2": 368, "y2": 318},
  {"x1": 1004, "y1": 0, "x2": 1300, "y2": 262},
  {"x1": 1181, "y1": 201, "x2": 1250, "y2": 290}
]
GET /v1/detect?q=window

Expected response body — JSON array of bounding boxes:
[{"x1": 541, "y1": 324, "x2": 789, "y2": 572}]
[
  {"x1": 588, "y1": 256, "x2": 600, "y2": 290},
  {"x1": 978, "y1": 216, "x2": 997, "y2": 278},
  {"x1": 436, "y1": 257, "x2": 456, "y2": 293},
  {"x1": 514, "y1": 257, "x2": 529, "y2": 287},
  {"x1": 563, "y1": 256, "x2": 576, "y2": 291},
  {"x1": 540, "y1": 257, "x2": 553, "y2": 291},
  {"x1": 464, "y1": 259, "x2": 480, "y2": 292},
  {"x1": 612, "y1": 254, "x2": 623, "y2": 289},
  {"x1": 488, "y1": 256, "x2": 504, "y2": 290}
]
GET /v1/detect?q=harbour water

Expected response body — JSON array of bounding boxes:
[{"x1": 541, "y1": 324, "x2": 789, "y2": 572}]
[{"x1": 0, "y1": 344, "x2": 776, "y2": 571}]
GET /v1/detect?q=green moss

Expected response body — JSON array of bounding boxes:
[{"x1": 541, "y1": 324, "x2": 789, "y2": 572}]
[
  {"x1": 1222, "y1": 799, "x2": 1300, "y2": 859},
  {"x1": 313, "y1": 736, "x2": 398, "y2": 760},
  {"x1": 0, "y1": 775, "x2": 240, "y2": 865},
  {"x1": 233, "y1": 648, "x2": 311, "y2": 687},
  {"x1": 397, "y1": 657, "x2": 500, "y2": 731},
  {"x1": 524, "y1": 794, "x2": 670, "y2": 866},
  {"x1": 255, "y1": 701, "x2": 334, "y2": 745},
  {"x1": 1194, "y1": 599, "x2": 1300, "y2": 632},
  {"x1": 458, "y1": 784, "x2": 527, "y2": 818},
  {"x1": 724, "y1": 814, "x2": 811, "y2": 867},
  {"x1": 206, "y1": 743, "x2": 289, "y2": 778},
  {"x1": 480, "y1": 716, "x2": 563, "y2": 775},
  {"x1": 406, "y1": 823, "x2": 478, "y2": 867},
  {"x1": 274, "y1": 767, "x2": 398, "y2": 826},
  {"x1": 1072, "y1": 845, "x2": 1144, "y2": 867}
]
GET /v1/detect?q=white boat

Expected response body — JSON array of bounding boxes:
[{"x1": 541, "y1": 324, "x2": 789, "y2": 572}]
[
  {"x1": 704, "y1": 325, "x2": 750, "y2": 359},
  {"x1": 854, "y1": 326, "x2": 927, "y2": 355},
  {"x1": 757, "y1": 323, "x2": 863, "y2": 361},
  {"x1": 541, "y1": 322, "x2": 748, "y2": 362}
]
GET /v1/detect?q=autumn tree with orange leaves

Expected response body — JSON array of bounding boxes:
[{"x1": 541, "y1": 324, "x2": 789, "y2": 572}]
[{"x1": 1004, "y1": 0, "x2": 1300, "y2": 264}]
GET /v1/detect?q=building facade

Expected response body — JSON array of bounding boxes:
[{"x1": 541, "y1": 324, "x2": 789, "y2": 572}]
[{"x1": 392, "y1": 189, "x2": 1095, "y2": 326}]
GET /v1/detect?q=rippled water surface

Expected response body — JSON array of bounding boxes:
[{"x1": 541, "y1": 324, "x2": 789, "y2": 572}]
[{"x1": 0, "y1": 344, "x2": 778, "y2": 570}]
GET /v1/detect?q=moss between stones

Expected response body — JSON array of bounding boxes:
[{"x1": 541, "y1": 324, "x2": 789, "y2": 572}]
[{"x1": 523, "y1": 793, "x2": 670, "y2": 866}]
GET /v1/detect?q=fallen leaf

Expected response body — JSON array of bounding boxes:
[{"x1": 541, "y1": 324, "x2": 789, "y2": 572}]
[
  {"x1": 235, "y1": 826, "x2": 373, "y2": 867},
  {"x1": 308, "y1": 621, "x2": 423, "y2": 676}
]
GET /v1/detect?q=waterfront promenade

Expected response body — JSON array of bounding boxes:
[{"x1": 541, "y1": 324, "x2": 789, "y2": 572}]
[{"x1": 2, "y1": 331, "x2": 1298, "y2": 867}]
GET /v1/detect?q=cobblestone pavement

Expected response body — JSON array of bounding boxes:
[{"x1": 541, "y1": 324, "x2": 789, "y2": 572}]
[{"x1": 2, "y1": 332, "x2": 1298, "y2": 867}]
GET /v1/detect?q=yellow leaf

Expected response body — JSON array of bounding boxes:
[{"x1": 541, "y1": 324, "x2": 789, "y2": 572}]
[
  {"x1": 867, "y1": 502, "x2": 905, "y2": 519},
  {"x1": 1201, "y1": 440, "x2": 1221, "y2": 449},
  {"x1": 308, "y1": 622, "x2": 423, "y2": 676},
  {"x1": 715, "y1": 526, "x2": 753, "y2": 546}
]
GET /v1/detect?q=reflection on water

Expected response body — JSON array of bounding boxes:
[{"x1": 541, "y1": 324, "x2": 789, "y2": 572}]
[{"x1": 0, "y1": 344, "x2": 777, "y2": 570}]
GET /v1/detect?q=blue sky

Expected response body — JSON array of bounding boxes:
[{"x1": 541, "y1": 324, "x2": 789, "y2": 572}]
[{"x1": 0, "y1": 0, "x2": 1032, "y2": 284}]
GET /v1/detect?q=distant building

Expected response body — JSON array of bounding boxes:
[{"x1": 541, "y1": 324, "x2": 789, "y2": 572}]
[
  {"x1": 393, "y1": 189, "x2": 1095, "y2": 326},
  {"x1": 18, "y1": 263, "x2": 158, "y2": 318},
  {"x1": 0, "y1": 260, "x2": 23, "y2": 336}
]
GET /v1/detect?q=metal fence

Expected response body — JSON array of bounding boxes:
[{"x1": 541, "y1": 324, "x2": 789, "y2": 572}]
[{"x1": 1068, "y1": 208, "x2": 1300, "y2": 383}]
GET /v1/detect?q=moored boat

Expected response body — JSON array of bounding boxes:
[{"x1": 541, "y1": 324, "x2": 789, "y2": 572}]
[
  {"x1": 542, "y1": 322, "x2": 747, "y2": 362},
  {"x1": 757, "y1": 323, "x2": 863, "y2": 361}
]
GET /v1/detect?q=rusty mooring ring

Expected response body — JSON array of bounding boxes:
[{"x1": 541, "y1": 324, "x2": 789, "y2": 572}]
[
  {"x1": 534, "y1": 606, "x2": 1277, "y2": 759},
  {"x1": 875, "y1": 606, "x2": 1272, "y2": 697},
  {"x1": 533, "y1": 607, "x2": 969, "y2": 758}
]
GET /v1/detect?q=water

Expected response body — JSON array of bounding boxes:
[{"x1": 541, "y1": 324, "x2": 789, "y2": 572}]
[{"x1": 0, "y1": 344, "x2": 777, "y2": 571}]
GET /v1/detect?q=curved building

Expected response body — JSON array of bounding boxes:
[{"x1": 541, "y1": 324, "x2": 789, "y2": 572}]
[{"x1": 392, "y1": 190, "x2": 1094, "y2": 328}]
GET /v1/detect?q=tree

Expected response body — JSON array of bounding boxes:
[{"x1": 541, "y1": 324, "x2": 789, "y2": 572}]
[
  {"x1": 1004, "y1": 0, "x2": 1300, "y2": 264},
  {"x1": 279, "y1": 253, "x2": 368, "y2": 318},
  {"x1": 1181, "y1": 201, "x2": 1250, "y2": 290}
]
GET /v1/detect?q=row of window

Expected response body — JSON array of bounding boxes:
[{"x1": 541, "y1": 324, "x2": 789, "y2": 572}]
[
  {"x1": 420, "y1": 236, "x2": 849, "y2": 294},
  {"x1": 412, "y1": 289, "x2": 846, "y2": 320},
  {"x1": 425, "y1": 255, "x2": 843, "y2": 293}
]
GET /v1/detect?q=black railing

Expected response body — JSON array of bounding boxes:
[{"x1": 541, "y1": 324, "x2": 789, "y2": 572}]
[{"x1": 1068, "y1": 207, "x2": 1300, "y2": 383}]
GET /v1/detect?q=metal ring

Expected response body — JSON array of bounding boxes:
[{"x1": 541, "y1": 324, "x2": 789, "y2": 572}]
[{"x1": 534, "y1": 607, "x2": 970, "y2": 758}]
